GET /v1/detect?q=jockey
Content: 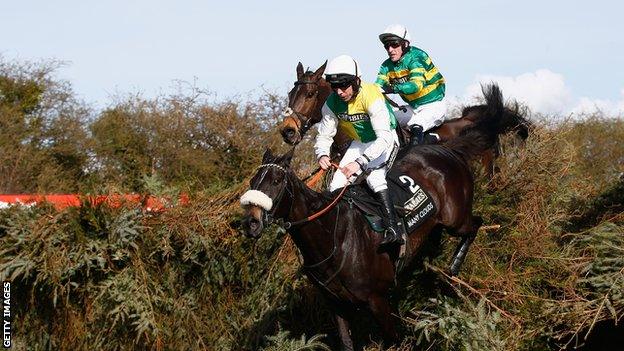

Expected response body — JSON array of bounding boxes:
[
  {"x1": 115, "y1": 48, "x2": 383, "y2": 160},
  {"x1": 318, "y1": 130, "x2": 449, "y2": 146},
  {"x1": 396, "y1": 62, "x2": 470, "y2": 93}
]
[
  {"x1": 315, "y1": 55, "x2": 404, "y2": 247},
  {"x1": 375, "y1": 24, "x2": 447, "y2": 146}
]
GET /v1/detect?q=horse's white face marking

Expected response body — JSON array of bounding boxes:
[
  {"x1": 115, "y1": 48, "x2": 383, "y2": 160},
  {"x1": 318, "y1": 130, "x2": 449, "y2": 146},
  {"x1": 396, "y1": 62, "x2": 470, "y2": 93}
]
[{"x1": 282, "y1": 107, "x2": 294, "y2": 117}]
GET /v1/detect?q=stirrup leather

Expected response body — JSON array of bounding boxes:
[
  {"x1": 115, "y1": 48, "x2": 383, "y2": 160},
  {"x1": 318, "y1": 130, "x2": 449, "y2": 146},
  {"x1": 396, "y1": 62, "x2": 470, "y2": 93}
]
[{"x1": 409, "y1": 124, "x2": 424, "y2": 146}]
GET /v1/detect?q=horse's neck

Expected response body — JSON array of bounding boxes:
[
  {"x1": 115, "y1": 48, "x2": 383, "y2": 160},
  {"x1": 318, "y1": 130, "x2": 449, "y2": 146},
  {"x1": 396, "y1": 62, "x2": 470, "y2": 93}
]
[
  {"x1": 312, "y1": 81, "x2": 332, "y2": 121},
  {"x1": 334, "y1": 129, "x2": 352, "y2": 145},
  {"x1": 286, "y1": 174, "x2": 348, "y2": 265}
]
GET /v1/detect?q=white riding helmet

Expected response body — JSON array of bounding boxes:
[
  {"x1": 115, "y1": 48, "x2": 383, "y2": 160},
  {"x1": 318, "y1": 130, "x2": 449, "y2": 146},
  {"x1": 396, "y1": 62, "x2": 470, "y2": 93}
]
[
  {"x1": 324, "y1": 55, "x2": 361, "y2": 85},
  {"x1": 379, "y1": 24, "x2": 411, "y2": 44}
]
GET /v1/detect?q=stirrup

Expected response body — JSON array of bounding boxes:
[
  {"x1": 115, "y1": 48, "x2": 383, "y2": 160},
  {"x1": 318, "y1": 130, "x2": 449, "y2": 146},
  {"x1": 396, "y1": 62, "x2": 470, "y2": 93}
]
[
  {"x1": 380, "y1": 226, "x2": 405, "y2": 246},
  {"x1": 424, "y1": 132, "x2": 440, "y2": 144},
  {"x1": 409, "y1": 124, "x2": 424, "y2": 146}
]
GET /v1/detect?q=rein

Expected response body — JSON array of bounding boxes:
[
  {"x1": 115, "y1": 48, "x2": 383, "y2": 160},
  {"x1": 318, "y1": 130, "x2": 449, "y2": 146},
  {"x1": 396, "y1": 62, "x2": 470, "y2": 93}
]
[
  {"x1": 253, "y1": 162, "x2": 355, "y2": 299},
  {"x1": 299, "y1": 203, "x2": 353, "y2": 300},
  {"x1": 283, "y1": 162, "x2": 347, "y2": 229},
  {"x1": 252, "y1": 162, "x2": 347, "y2": 230},
  {"x1": 382, "y1": 92, "x2": 408, "y2": 113},
  {"x1": 301, "y1": 167, "x2": 327, "y2": 190}
]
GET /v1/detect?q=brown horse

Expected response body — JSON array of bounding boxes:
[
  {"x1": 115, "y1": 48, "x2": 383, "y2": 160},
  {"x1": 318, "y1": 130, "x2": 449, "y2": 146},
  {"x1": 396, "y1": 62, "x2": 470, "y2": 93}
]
[
  {"x1": 241, "y1": 85, "x2": 510, "y2": 350},
  {"x1": 279, "y1": 62, "x2": 530, "y2": 178}
]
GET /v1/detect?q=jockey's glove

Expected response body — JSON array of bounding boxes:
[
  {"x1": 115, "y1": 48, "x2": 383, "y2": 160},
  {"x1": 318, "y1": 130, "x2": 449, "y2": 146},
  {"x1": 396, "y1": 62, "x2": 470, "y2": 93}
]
[{"x1": 381, "y1": 85, "x2": 395, "y2": 94}]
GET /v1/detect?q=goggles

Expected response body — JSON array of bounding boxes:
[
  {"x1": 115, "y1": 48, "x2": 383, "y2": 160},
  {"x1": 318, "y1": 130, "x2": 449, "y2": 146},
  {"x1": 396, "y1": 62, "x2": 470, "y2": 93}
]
[
  {"x1": 326, "y1": 74, "x2": 356, "y2": 90},
  {"x1": 330, "y1": 81, "x2": 353, "y2": 90},
  {"x1": 383, "y1": 40, "x2": 403, "y2": 50}
]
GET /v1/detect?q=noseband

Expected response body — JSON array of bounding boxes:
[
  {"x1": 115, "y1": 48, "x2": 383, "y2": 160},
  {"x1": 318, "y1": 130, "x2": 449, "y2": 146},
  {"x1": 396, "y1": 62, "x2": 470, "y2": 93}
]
[{"x1": 244, "y1": 161, "x2": 348, "y2": 230}]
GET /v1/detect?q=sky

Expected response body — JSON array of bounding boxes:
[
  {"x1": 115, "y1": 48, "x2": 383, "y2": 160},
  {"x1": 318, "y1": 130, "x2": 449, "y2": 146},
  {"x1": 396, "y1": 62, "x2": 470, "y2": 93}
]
[{"x1": 2, "y1": 0, "x2": 623, "y2": 117}]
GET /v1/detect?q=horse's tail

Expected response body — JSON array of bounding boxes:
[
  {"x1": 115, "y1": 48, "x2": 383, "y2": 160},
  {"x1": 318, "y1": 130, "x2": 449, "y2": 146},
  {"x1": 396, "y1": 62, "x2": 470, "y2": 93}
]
[
  {"x1": 445, "y1": 83, "x2": 512, "y2": 161},
  {"x1": 460, "y1": 84, "x2": 531, "y2": 141},
  {"x1": 497, "y1": 99, "x2": 532, "y2": 142},
  {"x1": 507, "y1": 101, "x2": 532, "y2": 141}
]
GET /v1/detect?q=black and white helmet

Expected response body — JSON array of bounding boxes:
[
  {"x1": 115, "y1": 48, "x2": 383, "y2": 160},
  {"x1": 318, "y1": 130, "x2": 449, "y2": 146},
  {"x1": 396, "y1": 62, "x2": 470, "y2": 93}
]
[
  {"x1": 324, "y1": 55, "x2": 361, "y2": 86},
  {"x1": 379, "y1": 24, "x2": 411, "y2": 45}
]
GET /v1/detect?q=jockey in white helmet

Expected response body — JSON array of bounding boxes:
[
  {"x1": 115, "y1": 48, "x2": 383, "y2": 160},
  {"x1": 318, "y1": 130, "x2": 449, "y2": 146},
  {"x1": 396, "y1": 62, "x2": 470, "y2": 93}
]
[
  {"x1": 316, "y1": 55, "x2": 404, "y2": 247},
  {"x1": 376, "y1": 24, "x2": 448, "y2": 145}
]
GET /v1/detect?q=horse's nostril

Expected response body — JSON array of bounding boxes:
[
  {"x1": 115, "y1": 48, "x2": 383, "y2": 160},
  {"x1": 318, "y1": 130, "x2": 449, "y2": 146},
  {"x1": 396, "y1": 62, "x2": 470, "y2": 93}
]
[
  {"x1": 281, "y1": 128, "x2": 298, "y2": 145},
  {"x1": 249, "y1": 217, "x2": 260, "y2": 231}
]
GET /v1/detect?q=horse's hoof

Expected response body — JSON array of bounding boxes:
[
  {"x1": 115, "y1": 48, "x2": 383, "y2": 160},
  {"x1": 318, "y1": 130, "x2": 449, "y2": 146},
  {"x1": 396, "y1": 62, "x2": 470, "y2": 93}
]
[{"x1": 448, "y1": 265, "x2": 460, "y2": 277}]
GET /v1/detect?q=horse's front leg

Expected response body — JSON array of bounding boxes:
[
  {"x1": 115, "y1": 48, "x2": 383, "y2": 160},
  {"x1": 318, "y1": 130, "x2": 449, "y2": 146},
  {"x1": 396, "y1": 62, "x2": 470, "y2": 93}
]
[
  {"x1": 368, "y1": 294, "x2": 399, "y2": 347},
  {"x1": 334, "y1": 312, "x2": 355, "y2": 351}
]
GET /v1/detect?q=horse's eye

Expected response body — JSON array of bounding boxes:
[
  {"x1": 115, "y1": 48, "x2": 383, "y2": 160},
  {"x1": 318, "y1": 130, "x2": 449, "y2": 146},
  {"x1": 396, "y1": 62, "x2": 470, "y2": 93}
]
[{"x1": 307, "y1": 91, "x2": 316, "y2": 98}]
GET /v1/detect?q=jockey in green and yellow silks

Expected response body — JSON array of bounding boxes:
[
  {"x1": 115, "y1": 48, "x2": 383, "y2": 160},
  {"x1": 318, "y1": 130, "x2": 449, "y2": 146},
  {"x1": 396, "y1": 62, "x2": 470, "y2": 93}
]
[
  {"x1": 322, "y1": 82, "x2": 397, "y2": 143},
  {"x1": 375, "y1": 24, "x2": 450, "y2": 146},
  {"x1": 315, "y1": 55, "x2": 403, "y2": 247}
]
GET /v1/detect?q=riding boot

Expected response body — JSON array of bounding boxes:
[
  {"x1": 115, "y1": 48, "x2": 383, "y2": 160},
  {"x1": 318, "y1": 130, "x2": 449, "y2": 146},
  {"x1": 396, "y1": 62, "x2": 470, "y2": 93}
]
[
  {"x1": 375, "y1": 189, "x2": 405, "y2": 247},
  {"x1": 424, "y1": 132, "x2": 440, "y2": 144},
  {"x1": 409, "y1": 124, "x2": 424, "y2": 146}
]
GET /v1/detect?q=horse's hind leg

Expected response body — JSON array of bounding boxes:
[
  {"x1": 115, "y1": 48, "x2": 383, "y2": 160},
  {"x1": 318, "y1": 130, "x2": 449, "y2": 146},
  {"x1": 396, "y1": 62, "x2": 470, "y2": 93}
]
[{"x1": 449, "y1": 215, "x2": 483, "y2": 276}]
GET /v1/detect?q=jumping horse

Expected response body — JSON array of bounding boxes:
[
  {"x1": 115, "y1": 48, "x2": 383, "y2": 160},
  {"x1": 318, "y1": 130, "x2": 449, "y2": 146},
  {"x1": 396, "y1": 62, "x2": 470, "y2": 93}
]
[
  {"x1": 279, "y1": 62, "x2": 530, "y2": 179},
  {"x1": 241, "y1": 84, "x2": 514, "y2": 350}
]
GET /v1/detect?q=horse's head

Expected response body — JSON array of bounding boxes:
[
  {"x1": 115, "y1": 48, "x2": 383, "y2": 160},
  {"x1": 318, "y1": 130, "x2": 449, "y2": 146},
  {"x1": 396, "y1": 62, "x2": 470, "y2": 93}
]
[
  {"x1": 240, "y1": 148, "x2": 294, "y2": 238},
  {"x1": 280, "y1": 61, "x2": 330, "y2": 145}
]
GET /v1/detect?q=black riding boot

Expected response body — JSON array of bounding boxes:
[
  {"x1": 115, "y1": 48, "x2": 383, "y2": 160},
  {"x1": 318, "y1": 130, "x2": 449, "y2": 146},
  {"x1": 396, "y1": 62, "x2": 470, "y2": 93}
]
[
  {"x1": 409, "y1": 124, "x2": 424, "y2": 146},
  {"x1": 376, "y1": 189, "x2": 405, "y2": 247},
  {"x1": 424, "y1": 132, "x2": 440, "y2": 144}
]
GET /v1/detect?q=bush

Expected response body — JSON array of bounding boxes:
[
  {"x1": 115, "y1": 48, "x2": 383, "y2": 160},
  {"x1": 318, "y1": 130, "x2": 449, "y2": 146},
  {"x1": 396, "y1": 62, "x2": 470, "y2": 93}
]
[{"x1": 1, "y1": 57, "x2": 623, "y2": 350}]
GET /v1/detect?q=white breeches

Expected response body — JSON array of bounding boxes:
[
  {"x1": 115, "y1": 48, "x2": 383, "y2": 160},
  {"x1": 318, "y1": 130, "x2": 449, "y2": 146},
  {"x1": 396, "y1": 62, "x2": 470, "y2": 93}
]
[
  {"x1": 393, "y1": 99, "x2": 448, "y2": 132},
  {"x1": 328, "y1": 134, "x2": 399, "y2": 193}
]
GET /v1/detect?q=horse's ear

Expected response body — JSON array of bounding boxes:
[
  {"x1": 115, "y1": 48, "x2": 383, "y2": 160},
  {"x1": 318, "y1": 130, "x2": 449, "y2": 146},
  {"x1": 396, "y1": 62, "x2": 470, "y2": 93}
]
[
  {"x1": 296, "y1": 62, "x2": 304, "y2": 80},
  {"x1": 281, "y1": 147, "x2": 295, "y2": 167},
  {"x1": 262, "y1": 149, "x2": 273, "y2": 163},
  {"x1": 312, "y1": 61, "x2": 327, "y2": 80}
]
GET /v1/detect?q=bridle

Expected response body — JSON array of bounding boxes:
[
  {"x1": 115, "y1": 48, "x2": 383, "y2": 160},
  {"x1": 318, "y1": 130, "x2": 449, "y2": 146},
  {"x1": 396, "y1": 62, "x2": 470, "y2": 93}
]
[
  {"x1": 250, "y1": 162, "x2": 347, "y2": 229},
  {"x1": 250, "y1": 163, "x2": 293, "y2": 227},
  {"x1": 283, "y1": 78, "x2": 320, "y2": 136}
]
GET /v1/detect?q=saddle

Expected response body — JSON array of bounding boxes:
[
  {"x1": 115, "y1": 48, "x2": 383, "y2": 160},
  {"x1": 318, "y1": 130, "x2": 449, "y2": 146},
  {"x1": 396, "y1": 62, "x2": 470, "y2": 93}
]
[{"x1": 341, "y1": 169, "x2": 436, "y2": 234}]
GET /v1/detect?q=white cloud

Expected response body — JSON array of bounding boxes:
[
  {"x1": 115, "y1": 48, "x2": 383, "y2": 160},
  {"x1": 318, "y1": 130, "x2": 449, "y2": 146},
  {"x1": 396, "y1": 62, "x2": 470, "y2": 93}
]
[
  {"x1": 457, "y1": 70, "x2": 624, "y2": 118},
  {"x1": 461, "y1": 69, "x2": 572, "y2": 115},
  {"x1": 570, "y1": 89, "x2": 624, "y2": 117}
]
